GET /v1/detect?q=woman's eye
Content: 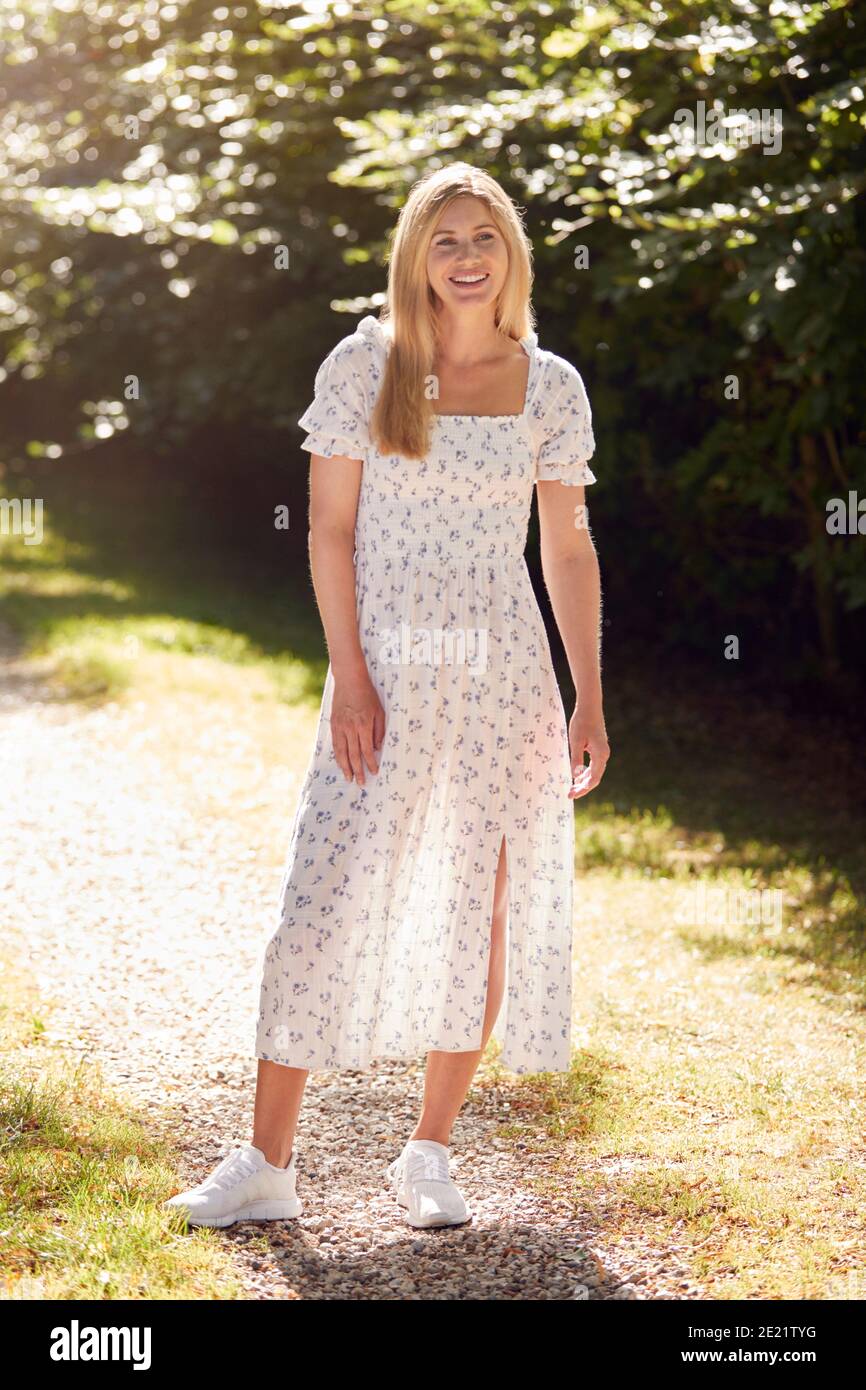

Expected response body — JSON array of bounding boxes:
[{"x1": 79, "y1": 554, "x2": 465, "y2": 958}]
[{"x1": 434, "y1": 233, "x2": 495, "y2": 246}]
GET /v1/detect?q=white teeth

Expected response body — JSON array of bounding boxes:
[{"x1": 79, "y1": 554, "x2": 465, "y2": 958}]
[{"x1": 451, "y1": 273, "x2": 488, "y2": 284}]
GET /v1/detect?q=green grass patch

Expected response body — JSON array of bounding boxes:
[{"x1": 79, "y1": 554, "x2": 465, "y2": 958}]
[
  {"x1": 0, "y1": 951, "x2": 246, "y2": 1301},
  {"x1": 0, "y1": 470, "x2": 326, "y2": 708}
]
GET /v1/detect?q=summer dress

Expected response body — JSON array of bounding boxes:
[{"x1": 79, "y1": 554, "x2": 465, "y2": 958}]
[{"x1": 255, "y1": 315, "x2": 596, "y2": 1074}]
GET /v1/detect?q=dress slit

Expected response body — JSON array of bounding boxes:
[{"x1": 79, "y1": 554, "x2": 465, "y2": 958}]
[
  {"x1": 469, "y1": 828, "x2": 511, "y2": 1056},
  {"x1": 480, "y1": 832, "x2": 510, "y2": 1060}
]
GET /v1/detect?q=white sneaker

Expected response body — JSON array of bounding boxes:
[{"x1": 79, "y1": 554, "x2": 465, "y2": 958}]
[
  {"x1": 164, "y1": 1143, "x2": 303, "y2": 1228},
  {"x1": 386, "y1": 1139, "x2": 470, "y2": 1229}
]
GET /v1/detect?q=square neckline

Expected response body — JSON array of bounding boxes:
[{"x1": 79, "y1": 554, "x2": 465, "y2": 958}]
[
  {"x1": 356, "y1": 317, "x2": 539, "y2": 433},
  {"x1": 431, "y1": 337, "x2": 536, "y2": 422}
]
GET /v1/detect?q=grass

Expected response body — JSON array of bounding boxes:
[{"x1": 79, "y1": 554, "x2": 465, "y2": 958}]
[
  {"x1": 0, "y1": 947, "x2": 245, "y2": 1300},
  {"x1": 1, "y1": 457, "x2": 865, "y2": 1300},
  {"x1": 0, "y1": 462, "x2": 327, "y2": 707},
  {"x1": 489, "y1": 886, "x2": 866, "y2": 1299}
]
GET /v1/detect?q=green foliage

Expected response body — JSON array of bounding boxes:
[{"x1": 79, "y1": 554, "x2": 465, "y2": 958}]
[{"x1": 0, "y1": 0, "x2": 863, "y2": 688}]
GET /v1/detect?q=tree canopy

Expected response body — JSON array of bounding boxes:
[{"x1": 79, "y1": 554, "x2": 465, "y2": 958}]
[{"x1": 1, "y1": 0, "x2": 864, "y2": 689}]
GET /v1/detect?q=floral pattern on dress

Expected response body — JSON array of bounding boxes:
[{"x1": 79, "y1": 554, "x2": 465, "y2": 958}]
[{"x1": 255, "y1": 314, "x2": 597, "y2": 1074}]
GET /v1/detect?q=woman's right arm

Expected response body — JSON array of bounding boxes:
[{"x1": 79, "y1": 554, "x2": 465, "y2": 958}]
[{"x1": 308, "y1": 454, "x2": 385, "y2": 787}]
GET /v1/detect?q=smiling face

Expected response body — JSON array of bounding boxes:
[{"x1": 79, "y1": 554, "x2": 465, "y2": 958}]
[{"x1": 426, "y1": 195, "x2": 510, "y2": 314}]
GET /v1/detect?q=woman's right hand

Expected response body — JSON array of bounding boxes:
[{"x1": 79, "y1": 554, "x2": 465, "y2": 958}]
[{"x1": 330, "y1": 671, "x2": 386, "y2": 786}]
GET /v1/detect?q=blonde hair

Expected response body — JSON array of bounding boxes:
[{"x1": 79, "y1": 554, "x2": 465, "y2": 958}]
[{"x1": 370, "y1": 163, "x2": 535, "y2": 460}]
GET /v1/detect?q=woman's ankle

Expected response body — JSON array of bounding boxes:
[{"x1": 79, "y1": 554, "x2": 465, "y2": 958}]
[{"x1": 254, "y1": 1140, "x2": 293, "y2": 1168}]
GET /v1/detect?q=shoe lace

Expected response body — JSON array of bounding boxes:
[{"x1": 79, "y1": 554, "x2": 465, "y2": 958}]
[
  {"x1": 204, "y1": 1148, "x2": 259, "y2": 1193},
  {"x1": 405, "y1": 1149, "x2": 450, "y2": 1185}
]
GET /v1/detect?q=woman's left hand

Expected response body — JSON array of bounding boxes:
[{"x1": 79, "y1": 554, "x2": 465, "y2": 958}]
[{"x1": 568, "y1": 709, "x2": 610, "y2": 799}]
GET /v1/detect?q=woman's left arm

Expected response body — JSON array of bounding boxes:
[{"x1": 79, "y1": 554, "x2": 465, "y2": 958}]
[{"x1": 537, "y1": 480, "x2": 610, "y2": 799}]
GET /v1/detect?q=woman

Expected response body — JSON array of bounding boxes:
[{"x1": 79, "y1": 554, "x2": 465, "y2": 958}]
[{"x1": 166, "y1": 163, "x2": 609, "y2": 1232}]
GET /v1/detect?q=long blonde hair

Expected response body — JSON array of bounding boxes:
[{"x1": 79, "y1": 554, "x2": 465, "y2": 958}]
[{"x1": 370, "y1": 164, "x2": 536, "y2": 460}]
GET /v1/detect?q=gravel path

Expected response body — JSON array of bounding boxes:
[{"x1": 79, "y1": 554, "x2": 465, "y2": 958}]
[{"x1": 0, "y1": 628, "x2": 702, "y2": 1300}]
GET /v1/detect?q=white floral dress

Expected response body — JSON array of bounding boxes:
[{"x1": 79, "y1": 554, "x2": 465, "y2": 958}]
[{"x1": 255, "y1": 315, "x2": 596, "y2": 1075}]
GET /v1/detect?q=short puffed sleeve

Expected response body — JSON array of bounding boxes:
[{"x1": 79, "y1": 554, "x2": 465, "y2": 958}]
[
  {"x1": 297, "y1": 332, "x2": 372, "y2": 462},
  {"x1": 535, "y1": 355, "x2": 597, "y2": 486}
]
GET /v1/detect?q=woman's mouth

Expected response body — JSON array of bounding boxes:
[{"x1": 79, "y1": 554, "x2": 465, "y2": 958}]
[{"x1": 448, "y1": 272, "x2": 490, "y2": 286}]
